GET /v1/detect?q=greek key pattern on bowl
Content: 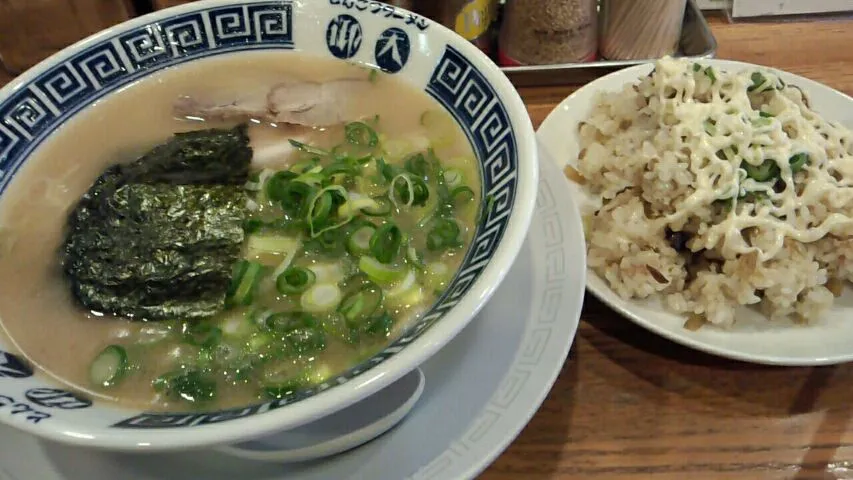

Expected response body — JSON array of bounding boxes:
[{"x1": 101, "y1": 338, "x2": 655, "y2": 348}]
[
  {"x1": 425, "y1": 45, "x2": 517, "y2": 302},
  {"x1": 0, "y1": 1, "x2": 294, "y2": 190}
]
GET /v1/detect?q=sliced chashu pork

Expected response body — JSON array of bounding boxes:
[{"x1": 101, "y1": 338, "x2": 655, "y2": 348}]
[
  {"x1": 174, "y1": 78, "x2": 372, "y2": 169},
  {"x1": 173, "y1": 78, "x2": 372, "y2": 128},
  {"x1": 247, "y1": 123, "x2": 330, "y2": 170}
]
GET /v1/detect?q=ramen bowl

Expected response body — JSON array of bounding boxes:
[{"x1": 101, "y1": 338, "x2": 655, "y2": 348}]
[{"x1": 0, "y1": 0, "x2": 537, "y2": 451}]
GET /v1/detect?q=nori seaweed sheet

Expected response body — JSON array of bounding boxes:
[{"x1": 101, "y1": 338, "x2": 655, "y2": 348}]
[
  {"x1": 62, "y1": 125, "x2": 252, "y2": 321},
  {"x1": 71, "y1": 282, "x2": 227, "y2": 321},
  {"x1": 66, "y1": 184, "x2": 245, "y2": 255}
]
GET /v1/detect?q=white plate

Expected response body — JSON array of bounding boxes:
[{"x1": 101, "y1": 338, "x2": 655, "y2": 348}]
[
  {"x1": 538, "y1": 59, "x2": 853, "y2": 366},
  {"x1": 0, "y1": 153, "x2": 585, "y2": 480}
]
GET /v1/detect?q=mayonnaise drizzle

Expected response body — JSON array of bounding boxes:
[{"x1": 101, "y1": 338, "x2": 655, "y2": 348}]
[{"x1": 629, "y1": 58, "x2": 853, "y2": 261}]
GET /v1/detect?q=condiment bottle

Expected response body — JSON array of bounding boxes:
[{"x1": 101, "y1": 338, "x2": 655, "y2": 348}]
[
  {"x1": 498, "y1": 0, "x2": 598, "y2": 66},
  {"x1": 420, "y1": 0, "x2": 500, "y2": 55},
  {"x1": 600, "y1": 0, "x2": 687, "y2": 60}
]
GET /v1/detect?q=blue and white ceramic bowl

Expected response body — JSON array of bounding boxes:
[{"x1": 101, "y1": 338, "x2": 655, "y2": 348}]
[{"x1": 0, "y1": 0, "x2": 537, "y2": 451}]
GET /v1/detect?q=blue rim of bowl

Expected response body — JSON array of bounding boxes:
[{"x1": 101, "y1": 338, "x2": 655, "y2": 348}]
[{"x1": 0, "y1": 0, "x2": 538, "y2": 448}]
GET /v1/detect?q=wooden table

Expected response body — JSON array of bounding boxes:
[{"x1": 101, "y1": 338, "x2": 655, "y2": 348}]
[
  {"x1": 482, "y1": 14, "x2": 853, "y2": 480},
  {"x1": 3, "y1": 12, "x2": 853, "y2": 480}
]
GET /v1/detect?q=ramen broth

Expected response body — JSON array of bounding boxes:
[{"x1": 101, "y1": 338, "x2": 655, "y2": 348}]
[{"x1": 0, "y1": 52, "x2": 479, "y2": 411}]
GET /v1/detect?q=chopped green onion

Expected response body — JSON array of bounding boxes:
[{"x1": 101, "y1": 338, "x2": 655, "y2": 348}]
[
  {"x1": 301, "y1": 283, "x2": 343, "y2": 313},
  {"x1": 153, "y1": 370, "x2": 216, "y2": 403},
  {"x1": 339, "y1": 194, "x2": 391, "y2": 218},
  {"x1": 284, "y1": 327, "x2": 326, "y2": 356},
  {"x1": 247, "y1": 234, "x2": 300, "y2": 258},
  {"x1": 363, "y1": 311, "x2": 394, "y2": 337},
  {"x1": 245, "y1": 177, "x2": 262, "y2": 192},
  {"x1": 306, "y1": 185, "x2": 353, "y2": 238},
  {"x1": 303, "y1": 229, "x2": 347, "y2": 256},
  {"x1": 759, "y1": 110, "x2": 774, "y2": 118},
  {"x1": 751, "y1": 117, "x2": 773, "y2": 127},
  {"x1": 183, "y1": 323, "x2": 222, "y2": 348},
  {"x1": 357, "y1": 154, "x2": 375, "y2": 165},
  {"x1": 443, "y1": 168, "x2": 464, "y2": 188},
  {"x1": 389, "y1": 174, "x2": 414, "y2": 208},
  {"x1": 406, "y1": 246, "x2": 426, "y2": 270},
  {"x1": 265, "y1": 171, "x2": 298, "y2": 202},
  {"x1": 196, "y1": 348, "x2": 214, "y2": 368},
  {"x1": 359, "y1": 256, "x2": 406, "y2": 284},
  {"x1": 375, "y1": 156, "x2": 408, "y2": 184},
  {"x1": 450, "y1": 186, "x2": 475, "y2": 204},
  {"x1": 279, "y1": 180, "x2": 316, "y2": 214},
  {"x1": 248, "y1": 332, "x2": 273, "y2": 353},
  {"x1": 370, "y1": 223, "x2": 403, "y2": 264},
  {"x1": 339, "y1": 284, "x2": 384, "y2": 327},
  {"x1": 360, "y1": 196, "x2": 393, "y2": 216},
  {"x1": 705, "y1": 67, "x2": 716, "y2": 84},
  {"x1": 243, "y1": 218, "x2": 265, "y2": 234},
  {"x1": 249, "y1": 308, "x2": 275, "y2": 329},
  {"x1": 226, "y1": 260, "x2": 264, "y2": 307},
  {"x1": 323, "y1": 161, "x2": 360, "y2": 179},
  {"x1": 218, "y1": 312, "x2": 254, "y2": 338},
  {"x1": 375, "y1": 157, "x2": 392, "y2": 182},
  {"x1": 89, "y1": 345, "x2": 128, "y2": 388},
  {"x1": 789, "y1": 152, "x2": 810, "y2": 172},
  {"x1": 289, "y1": 139, "x2": 331, "y2": 157},
  {"x1": 386, "y1": 268, "x2": 417, "y2": 299},
  {"x1": 308, "y1": 191, "x2": 334, "y2": 228},
  {"x1": 291, "y1": 160, "x2": 320, "y2": 174},
  {"x1": 347, "y1": 223, "x2": 377, "y2": 256},
  {"x1": 294, "y1": 171, "x2": 325, "y2": 186},
  {"x1": 747, "y1": 71, "x2": 780, "y2": 93},
  {"x1": 408, "y1": 176, "x2": 430, "y2": 207},
  {"x1": 265, "y1": 312, "x2": 316, "y2": 333},
  {"x1": 211, "y1": 341, "x2": 243, "y2": 365},
  {"x1": 748, "y1": 72, "x2": 767, "y2": 92},
  {"x1": 742, "y1": 159, "x2": 780, "y2": 182},
  {"x1": 390, "y1": 174, "x2": 429, "y2": 208},
  {"x1": 276, "y1": 266, "x2": 316, "y2": 295},
  {"x1": 404, "y1": 153, "x2": 430, "y2": 177},
  {"x1": 368, "y1": 69, "x2": 379, "y2": 83},
  {"x1": 427, "y1": 219, "x2": 461, "y2": 251},
  {"x1": 345, "y1": 122, "x2": 379, "y2": 147}
]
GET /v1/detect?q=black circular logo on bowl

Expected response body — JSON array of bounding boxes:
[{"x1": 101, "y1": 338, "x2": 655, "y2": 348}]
[
  {"x1": 25, "y1": 388, "x2": 92, "y2": 410},
  {"x1": 326, "y1": 14, "x2": 363, "y2": 59},
  {"x1": 374, "y1": 27, "x2": 410, "y2": 73}
]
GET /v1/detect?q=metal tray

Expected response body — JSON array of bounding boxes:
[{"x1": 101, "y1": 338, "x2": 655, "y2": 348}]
[{"x1": 499, "y1": 0, "x2": 718, "y2": 87}]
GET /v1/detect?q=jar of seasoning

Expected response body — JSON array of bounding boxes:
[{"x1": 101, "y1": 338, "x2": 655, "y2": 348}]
[
  {"x1": 600, "y1": 0, "x2": 687, "y2": 60},
  {"x1": 497, "y1": 0, "x2": 598, "y2": 66},
  {"x1": 420, "y1": 0, "x2": 500, "y2": 55}
]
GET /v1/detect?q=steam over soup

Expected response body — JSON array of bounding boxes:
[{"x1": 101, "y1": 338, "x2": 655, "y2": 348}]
[{"x1": 0, "y1": 52, "x2": 482, "y2": 411}]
